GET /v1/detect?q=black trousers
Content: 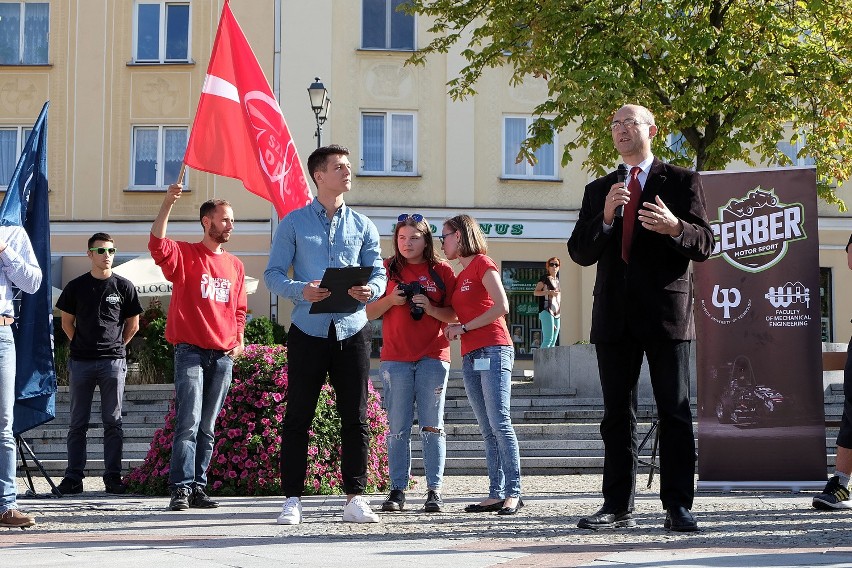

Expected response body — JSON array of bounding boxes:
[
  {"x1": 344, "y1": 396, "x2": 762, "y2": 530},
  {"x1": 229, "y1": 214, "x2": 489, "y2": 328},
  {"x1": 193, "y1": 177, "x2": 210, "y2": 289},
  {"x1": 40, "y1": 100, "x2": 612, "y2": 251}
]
[
  {"x1": 595, "y1": 338, "x2": 695, "y2": 511},
  {"x1": 280, "y1": 323, "x2": 371, "y2": 497}
]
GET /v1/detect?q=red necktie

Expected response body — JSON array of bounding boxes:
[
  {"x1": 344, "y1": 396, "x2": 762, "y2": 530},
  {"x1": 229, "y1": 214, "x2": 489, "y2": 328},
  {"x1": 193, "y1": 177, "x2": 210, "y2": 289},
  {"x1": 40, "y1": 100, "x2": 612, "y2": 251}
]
[{"x1": 621, "y1": 166, "x2": 642, "y2": 263}]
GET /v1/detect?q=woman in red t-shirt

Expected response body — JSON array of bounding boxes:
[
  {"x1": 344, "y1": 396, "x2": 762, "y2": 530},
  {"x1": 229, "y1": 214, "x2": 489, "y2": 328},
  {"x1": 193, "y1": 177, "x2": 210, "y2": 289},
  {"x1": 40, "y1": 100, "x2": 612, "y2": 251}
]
[
  {"x1": 367, "y1": 214, "x2": 457, "y2": 514},
  {"x1": 441, "y1": 214, "x2": 523, "y2": 515}
]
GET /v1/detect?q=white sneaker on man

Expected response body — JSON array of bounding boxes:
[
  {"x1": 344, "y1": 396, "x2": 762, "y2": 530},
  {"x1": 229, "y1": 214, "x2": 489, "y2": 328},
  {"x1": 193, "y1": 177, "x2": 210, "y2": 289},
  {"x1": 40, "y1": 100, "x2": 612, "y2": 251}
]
[
  {"x1": 276, "y1": 496, "x2": 303, "y2": 525},
  {"x1": 342, "y1": 495, "x2": 380, "y2": 523}
]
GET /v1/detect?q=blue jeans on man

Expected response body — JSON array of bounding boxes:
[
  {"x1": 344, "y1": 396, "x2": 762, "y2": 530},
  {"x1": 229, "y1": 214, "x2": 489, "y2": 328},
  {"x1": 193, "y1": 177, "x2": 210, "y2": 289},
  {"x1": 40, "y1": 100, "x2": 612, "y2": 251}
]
[
  {"x1": 380, "y1": 358, "x2": 449, "y2": 491},
  {"x1": 0, "y1": 327, "x2": 18, "y2": 514},
  {"x1": 65, "y1": 358, "x2": 126, "y2": 483},
  {"x1": 169, "y1": 343, "x2": 233, "y2": 491}
]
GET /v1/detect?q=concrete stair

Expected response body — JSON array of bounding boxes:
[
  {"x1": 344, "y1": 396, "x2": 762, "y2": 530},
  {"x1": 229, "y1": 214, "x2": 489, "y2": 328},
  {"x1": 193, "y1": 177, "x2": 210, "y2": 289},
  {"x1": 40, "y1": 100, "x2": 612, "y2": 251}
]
[{"x1": 16, "y1": 376, "x2": 843, "y2": 479}]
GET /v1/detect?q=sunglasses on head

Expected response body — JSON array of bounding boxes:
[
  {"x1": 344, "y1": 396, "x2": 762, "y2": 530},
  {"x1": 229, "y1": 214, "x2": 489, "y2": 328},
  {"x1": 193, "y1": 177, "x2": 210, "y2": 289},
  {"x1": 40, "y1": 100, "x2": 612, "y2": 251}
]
[
  {"x1": 397, "y1": 213, "x2": 424, "y2": 223},
  {"x1": 549, "y1": 262, "x2": 560, "y2": 267},
  {"x1": 90, "y1": 247, "x2": 116, "y2": 255}
]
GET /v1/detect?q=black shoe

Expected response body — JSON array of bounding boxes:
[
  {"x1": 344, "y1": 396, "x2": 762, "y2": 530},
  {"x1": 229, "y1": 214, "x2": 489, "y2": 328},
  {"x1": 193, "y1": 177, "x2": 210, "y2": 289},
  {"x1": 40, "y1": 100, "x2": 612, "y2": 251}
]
[
  {"x1": 424, "y1": 490, "x2": 443, "y2": 513},
  {"x1": 188, "y1": 486, "x2": 219, "y2": 509},
  {"x1": 56, "y1": 477, "x2": 83, "y2": 496},
  {"x1": 664, "y1": 505, "x2": 698, "y2": 532},
  {"x1": 169, "y1": 487, "x2": 191, "y2": 511},
  {"x1": 103, "y1": 475, "x2": 127, "y2": 495},
  {"x1": 381, "y1": 489, "x2": 406, "y2": 512},
  {"x1": 813, "y1": 476, "x2": 852, "y2": 510},
  {"x1": 464, "y1": 500, "x2": 504, "y2": 513},
  {"x1": 577, "y1": 506, "x2": 636, "y2": 530},
  {"x1": 497, "y1": 498, "x2": 524, "y2": 516}
]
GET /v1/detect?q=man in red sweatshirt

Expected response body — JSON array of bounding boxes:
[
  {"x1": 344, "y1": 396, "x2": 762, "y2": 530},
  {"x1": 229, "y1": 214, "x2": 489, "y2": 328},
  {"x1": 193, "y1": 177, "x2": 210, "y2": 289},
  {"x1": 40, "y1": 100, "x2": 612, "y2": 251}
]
[{"x1": 150, "y1": 183, "x2": 247, "y2": 511}]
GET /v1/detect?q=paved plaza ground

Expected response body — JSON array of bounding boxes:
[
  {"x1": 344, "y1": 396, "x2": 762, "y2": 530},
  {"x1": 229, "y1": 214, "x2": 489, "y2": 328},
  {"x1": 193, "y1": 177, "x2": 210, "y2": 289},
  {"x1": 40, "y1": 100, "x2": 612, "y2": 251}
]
[{"x1": 2, "y1": 474, "x2": 852, "y2": 567}]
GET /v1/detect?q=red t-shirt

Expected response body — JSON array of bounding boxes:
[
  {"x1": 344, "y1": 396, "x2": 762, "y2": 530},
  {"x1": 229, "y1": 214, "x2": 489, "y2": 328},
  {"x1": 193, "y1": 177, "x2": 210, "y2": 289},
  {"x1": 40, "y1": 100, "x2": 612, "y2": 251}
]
[
  {"x1": 379, "y1": 259, "x2": 456, "y2": 362},
  {"x1": 149, "y1": 234, "x2": 247, "y2": 351},
  {"x1": 451, "y1": 254, "x2": 511, "y2": 356}
]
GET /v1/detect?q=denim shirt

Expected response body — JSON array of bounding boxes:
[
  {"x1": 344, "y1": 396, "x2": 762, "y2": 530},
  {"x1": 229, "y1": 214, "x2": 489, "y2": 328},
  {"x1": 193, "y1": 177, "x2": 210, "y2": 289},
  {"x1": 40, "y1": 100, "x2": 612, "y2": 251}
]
[{"x1": 265, "y1": 199, "x2": 386, "y2": 340}]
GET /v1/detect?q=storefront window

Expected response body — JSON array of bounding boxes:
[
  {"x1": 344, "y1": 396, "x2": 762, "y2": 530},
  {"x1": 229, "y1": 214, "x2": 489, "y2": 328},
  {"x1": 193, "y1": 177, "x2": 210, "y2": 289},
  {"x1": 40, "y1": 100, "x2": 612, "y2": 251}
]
[
  {"x1": 820, "y1": 267, "x2": 832, "y2": 342},
  {"x1": 502, "y1": 261, "x2": 553, "y2": 359}
]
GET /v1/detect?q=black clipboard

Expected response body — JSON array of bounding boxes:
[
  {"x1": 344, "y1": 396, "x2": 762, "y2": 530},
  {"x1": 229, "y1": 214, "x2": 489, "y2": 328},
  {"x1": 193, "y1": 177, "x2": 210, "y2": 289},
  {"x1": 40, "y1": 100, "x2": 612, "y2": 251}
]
[{"x1": 309, "y1": 266, "x2": 373, "y2": 314}]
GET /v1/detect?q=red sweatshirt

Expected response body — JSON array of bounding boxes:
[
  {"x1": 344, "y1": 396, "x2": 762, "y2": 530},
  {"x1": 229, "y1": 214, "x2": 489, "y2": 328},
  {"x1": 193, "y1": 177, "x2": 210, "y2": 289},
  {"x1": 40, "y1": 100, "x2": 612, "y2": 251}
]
[{"x1": 149, "y1": 234, "x2": 247, "y2": 351}]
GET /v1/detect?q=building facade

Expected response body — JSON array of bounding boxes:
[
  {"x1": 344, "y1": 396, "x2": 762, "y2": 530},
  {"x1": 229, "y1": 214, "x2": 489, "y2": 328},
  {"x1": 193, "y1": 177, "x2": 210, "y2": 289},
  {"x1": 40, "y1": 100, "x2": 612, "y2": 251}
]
[{"x1": 1, "y1": 0, "x2": 850, "y2": 371}]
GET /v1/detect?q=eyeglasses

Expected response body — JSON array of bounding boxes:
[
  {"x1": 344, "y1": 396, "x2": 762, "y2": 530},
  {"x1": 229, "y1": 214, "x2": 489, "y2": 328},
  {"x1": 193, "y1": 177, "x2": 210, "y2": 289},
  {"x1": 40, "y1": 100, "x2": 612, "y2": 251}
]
[
  {"x1": 397, "y1": 213, "x2": 424, "y2": 223},
  {"x1": 89, "y1": 247, "x2": 116, "y2": 255},
  {"x1": 549, "y1": 262, "x2": 560, "y2": 267},
  {"x1": 437, "y1": 231, "x2": 455, "y2": 243},
  {"x1": 609, "y1": 118, "x2": 649, "y2": 131}
]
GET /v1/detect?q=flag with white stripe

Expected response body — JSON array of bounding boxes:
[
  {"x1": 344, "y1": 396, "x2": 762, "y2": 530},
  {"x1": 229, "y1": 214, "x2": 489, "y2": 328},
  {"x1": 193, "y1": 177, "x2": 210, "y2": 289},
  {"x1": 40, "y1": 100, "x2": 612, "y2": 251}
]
[{"x1": 184, "y1": 0, "x2": 312, "y2": 219}]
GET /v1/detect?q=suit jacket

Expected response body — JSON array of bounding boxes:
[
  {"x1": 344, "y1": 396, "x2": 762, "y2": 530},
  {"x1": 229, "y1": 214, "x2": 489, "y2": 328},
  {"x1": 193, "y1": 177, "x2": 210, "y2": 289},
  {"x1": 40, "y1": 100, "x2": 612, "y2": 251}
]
[{"x1": 568, "y1": 159, "x2": 713, "y2": 343}]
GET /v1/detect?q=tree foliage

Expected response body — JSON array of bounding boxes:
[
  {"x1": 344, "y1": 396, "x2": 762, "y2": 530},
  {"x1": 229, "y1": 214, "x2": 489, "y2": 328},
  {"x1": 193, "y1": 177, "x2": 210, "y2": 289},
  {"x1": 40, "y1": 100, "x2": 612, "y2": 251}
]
[{"x1": 404, "y1": 0, "x2": 852, "y2": 208}]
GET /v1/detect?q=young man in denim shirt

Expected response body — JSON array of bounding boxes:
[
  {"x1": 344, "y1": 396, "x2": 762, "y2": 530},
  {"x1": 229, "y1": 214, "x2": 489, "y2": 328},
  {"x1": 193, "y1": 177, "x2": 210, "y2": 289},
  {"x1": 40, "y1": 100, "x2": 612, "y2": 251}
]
[{"x1": 265, "y1": 144, "x2": 386, "y2": 524}]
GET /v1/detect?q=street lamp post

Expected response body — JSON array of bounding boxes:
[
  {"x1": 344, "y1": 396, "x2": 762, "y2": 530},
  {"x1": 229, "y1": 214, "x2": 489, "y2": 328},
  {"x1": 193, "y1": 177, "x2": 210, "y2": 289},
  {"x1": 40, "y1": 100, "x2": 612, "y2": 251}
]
[{"x1": 307, "y1": 77, "x2": 331, "y2": 148}]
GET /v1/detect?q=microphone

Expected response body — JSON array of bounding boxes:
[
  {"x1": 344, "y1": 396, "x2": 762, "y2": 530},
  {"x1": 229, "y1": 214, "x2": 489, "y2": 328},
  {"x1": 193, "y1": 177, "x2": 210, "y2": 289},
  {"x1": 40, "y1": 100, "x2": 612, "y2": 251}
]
[{"x1": 614, "y1": 163, "x2": 628, "y2": 218}]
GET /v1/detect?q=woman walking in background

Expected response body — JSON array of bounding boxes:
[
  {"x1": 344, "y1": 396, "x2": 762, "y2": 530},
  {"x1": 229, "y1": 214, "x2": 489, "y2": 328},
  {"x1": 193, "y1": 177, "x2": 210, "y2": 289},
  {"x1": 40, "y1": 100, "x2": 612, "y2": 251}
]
[
  {"x1": 440, "y1": 214, "x2": 523, "y2": 515},
  {"x1": 533, "y1": 257, "x2": 561, "y2": 348},
  {"x1": 367, "y1": 214, "x2": 457, "y2": 513}
]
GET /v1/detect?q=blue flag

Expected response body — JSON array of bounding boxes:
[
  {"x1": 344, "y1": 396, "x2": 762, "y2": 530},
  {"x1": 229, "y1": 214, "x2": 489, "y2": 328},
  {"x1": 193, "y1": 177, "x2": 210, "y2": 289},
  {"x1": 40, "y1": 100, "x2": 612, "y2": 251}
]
[{"x1": 0, "y1": 101, "x2": 55, "y2": 435}]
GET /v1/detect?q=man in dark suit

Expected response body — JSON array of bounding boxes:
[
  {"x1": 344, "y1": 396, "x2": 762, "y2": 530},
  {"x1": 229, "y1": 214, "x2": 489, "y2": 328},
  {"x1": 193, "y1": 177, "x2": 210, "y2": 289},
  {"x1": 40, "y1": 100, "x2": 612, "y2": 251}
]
[{"x1": 568, "y1": 104, "x2": 713, "y2": 532}]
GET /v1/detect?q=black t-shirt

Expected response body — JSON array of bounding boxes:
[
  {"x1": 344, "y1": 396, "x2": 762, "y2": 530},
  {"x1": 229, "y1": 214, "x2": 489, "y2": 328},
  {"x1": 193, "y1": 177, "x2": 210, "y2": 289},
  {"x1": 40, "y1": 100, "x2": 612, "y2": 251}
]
[
  {"x1": 537, "y1": 273, "x2": 556, "y2": 313},
  {"x1": 56, "y1": 273, "x2": 144, "y2": 360}
]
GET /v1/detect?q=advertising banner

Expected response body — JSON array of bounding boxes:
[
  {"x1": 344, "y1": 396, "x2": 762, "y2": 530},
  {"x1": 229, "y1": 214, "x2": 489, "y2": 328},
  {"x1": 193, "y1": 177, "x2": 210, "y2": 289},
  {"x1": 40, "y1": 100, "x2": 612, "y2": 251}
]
[{"x1": 694, "y1": 167, "x2": 826, "y2": 487}]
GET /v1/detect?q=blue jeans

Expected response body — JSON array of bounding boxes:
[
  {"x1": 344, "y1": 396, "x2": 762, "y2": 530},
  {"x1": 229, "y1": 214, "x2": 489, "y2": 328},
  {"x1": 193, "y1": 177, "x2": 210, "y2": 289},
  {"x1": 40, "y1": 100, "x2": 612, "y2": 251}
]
[
  {"x1": 65, "y1": 358, "x2": 126, "y2": 481},
  {"x1": 169, "y1": 343, "x2": 233, "y2": 491},
  {"x1": 462, "y1": 345, "x2": 522, "y2": 498},
  {"x1": 539, "y1": 311, "x2": 560, "y2": 348},
  {"x1": 380, "y1": 358, "x2": 449, "y2": 491},
  {"x1": 0, "y1": 327, "x2": 17, "y2": 513}
]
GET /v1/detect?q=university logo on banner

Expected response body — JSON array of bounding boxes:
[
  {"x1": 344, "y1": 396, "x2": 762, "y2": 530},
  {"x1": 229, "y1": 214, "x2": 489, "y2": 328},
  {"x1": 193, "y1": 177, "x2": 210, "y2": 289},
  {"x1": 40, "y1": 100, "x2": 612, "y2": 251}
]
[
  {"x1": 710, "y1": 187, "x2": 806, "y2": 273},
  {"x1": 694, "y1": 168, "x2": 826, "y2": 488}
]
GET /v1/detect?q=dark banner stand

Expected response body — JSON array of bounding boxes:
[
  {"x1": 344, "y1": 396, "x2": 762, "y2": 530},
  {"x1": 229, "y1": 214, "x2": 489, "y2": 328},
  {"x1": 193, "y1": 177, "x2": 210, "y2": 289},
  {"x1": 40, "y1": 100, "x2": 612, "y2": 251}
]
[
  {"x1": 694, "y1": 167, "x2": 827, "y2": 491},
  {"x1": 16, "y1": 435, "x2": 60, "y2": 498}
]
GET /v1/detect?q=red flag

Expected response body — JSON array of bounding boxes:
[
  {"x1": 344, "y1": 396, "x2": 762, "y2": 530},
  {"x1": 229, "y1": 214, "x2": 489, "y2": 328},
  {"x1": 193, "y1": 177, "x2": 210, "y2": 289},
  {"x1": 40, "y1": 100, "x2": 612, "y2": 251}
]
[{"x1": 184, "y1": 1, "x2": 312, "y2": 219}]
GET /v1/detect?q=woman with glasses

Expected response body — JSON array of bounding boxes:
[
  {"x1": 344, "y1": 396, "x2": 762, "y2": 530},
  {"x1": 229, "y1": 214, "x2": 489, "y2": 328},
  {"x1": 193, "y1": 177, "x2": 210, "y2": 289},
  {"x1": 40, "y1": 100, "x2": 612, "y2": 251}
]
[
  {"x1": 367, "y1": 213, "x2": 457, "y2": 513},
  {"x1": 441, "y1": 214, "x2": 523, "y2": 515},
  {"x1": 533, "y1": 257, "x2": 561, "y2": 348}
]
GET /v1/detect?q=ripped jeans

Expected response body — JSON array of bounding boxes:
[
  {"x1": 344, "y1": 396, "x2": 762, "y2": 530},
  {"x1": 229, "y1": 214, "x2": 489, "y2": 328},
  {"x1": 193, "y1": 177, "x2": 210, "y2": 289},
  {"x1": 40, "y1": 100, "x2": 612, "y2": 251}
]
[{"x1": 380, "y1": 358, "x2": 450, "y2": 491}]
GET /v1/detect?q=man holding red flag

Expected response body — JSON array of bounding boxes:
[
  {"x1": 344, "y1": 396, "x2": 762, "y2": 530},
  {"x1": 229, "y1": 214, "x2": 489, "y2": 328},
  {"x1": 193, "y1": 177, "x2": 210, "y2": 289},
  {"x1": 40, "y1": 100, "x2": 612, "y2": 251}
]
[{"x1": 184, "y1": 0, "x2": 311, "y2": 220}]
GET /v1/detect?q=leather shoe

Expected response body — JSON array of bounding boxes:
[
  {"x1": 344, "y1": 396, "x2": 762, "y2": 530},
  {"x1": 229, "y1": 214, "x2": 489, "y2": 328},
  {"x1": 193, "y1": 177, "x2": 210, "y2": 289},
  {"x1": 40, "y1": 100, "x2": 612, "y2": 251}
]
[
  {"x1": 577, "y1": 506, "x2": 636, "y2": 530},
  {"x1": 464, "y1": 501, "x2": 503, "y2": 513},
  {"x1": 664, "y1": 505, "x2": 698, "y2": 532},
  {"x1": 497, "y1": 498, "x2": 524, "y2": 516}
]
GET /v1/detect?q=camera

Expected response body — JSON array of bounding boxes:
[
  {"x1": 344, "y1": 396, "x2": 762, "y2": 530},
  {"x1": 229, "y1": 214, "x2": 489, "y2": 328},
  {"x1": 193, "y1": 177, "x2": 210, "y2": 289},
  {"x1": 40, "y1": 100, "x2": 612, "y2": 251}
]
[{"x1": 397, "y1": 281, "x2": 426, "y2": 320}]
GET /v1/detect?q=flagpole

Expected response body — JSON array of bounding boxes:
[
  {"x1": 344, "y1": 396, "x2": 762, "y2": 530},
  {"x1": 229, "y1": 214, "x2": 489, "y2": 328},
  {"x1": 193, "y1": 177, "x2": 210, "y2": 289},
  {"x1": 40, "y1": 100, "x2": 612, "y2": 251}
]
[{"x1": 177, "y1": 163, "x2": 187, "y2": 185}]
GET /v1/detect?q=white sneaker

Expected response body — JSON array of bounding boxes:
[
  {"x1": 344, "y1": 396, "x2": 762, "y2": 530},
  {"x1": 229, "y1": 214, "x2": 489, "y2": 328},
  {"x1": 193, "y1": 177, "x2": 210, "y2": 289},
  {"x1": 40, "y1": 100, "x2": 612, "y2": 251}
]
[
  {"x1": 276, "y1": 496, "x2": 303, "y2": 525},
  {"x1": 342, "y1": 495, "x2": 380, "y2": 523}
]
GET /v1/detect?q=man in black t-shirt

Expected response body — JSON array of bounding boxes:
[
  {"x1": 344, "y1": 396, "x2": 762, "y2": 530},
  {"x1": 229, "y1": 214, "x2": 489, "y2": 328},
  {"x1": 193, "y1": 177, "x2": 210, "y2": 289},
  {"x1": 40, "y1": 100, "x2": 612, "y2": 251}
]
[{"x1": 55, "y1": 233, "x2": 143, "y2": 495}]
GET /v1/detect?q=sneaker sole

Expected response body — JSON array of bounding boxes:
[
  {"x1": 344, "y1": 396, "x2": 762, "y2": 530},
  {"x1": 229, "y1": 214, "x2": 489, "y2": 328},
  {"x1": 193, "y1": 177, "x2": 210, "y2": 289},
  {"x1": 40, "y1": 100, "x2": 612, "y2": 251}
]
[
  {"x1": 381, "y1": 503, "x2": 404, "y2": 512},
  {"x1": 424, "y1": 504, "x2": 442, "y2": 513},
  {"x1": 276, "y1": 517, "x2": 301, "y2": 525},
  {"x1": 813, "y1": 497, "x2": 852, "y2": 510},
  {"x1": 170, "y1": 503, "x2": 190, "y2": 511},
  {"x1": 578, "y1": 519, "x2": 637, "y2": 530},
  {"x1": 189, "y1": 503, "x2": 219, "y2": 509},
  {"x1": 342, "y1": 516, "x2": 381, "y2": 523}
]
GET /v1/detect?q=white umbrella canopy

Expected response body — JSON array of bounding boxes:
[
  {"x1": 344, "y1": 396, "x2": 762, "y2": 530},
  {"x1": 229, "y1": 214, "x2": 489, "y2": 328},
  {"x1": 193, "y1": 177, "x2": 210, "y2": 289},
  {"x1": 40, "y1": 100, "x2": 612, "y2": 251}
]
[{"x1": 111, "y1": 253, "x2": 258, "y2": 297}]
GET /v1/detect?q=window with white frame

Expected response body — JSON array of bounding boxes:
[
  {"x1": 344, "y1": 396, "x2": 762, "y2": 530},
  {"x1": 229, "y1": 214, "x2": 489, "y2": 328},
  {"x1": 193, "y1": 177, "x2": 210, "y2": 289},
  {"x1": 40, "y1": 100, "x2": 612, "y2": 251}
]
[
  {"x1": 361, "y1": 112, "x2": 416, "y2": 175},
  {"x1": 0, "y1": 2, "x2": 49, "y2": 65},
  {"x1": 0, "y1": 126, "x2": 32, "y2": 186},
  {"x1": 134, "y1": 1, "x2": 190, "y2": 63},
  {"x1": 362, "y1": 0, "x2": 414, "y2": 50},
  {"x1": 778, "y1": 133, "x2": 816, "y2": 167},
  {"x1": 131, "y1": 126, "x2": 187, "y2": 187},
  {"x1": 503, "y1": 116, "x2": 558, "y2": 179}
]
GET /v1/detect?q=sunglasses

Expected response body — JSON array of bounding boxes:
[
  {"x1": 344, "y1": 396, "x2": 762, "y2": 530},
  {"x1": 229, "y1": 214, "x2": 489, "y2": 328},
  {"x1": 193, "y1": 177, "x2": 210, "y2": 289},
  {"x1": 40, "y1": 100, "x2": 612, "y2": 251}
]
[
  {"x1": 549, "y1": 262, "x2": 560, "y2": 267},
  {"x1": 438, "y1": 231, "x2": 455, "y2": 243},
  {"x1": 397, "y1": 213, "x2": 424, "y2": 223},
  {"x1": 89, "y1": 247, "x2": 117, "y2": 255}
]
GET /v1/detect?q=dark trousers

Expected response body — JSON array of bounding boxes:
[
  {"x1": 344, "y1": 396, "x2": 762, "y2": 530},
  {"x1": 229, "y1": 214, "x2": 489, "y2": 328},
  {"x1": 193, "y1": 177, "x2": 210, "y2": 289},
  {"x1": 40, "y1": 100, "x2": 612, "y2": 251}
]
[
  {"x1": 595, "y1": 338, "x2": 695, "y2": 511},
  {"x1": 280, "y1": 323, "x2": 371, "y2": 497},
  {"x1": 65, "y1": 358, "x2": 126, "y2": 480}
]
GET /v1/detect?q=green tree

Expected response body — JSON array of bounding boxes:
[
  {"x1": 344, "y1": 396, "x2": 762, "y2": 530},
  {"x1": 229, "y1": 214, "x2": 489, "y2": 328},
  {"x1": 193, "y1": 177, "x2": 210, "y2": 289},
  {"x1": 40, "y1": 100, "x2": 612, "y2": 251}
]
[{"x1": 404, "y1": 0, "x2": 852, "y2": 208}]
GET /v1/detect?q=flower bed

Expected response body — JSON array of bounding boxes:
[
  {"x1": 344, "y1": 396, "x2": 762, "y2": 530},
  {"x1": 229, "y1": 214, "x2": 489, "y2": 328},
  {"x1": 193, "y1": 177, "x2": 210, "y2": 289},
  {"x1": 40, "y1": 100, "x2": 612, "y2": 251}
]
[{"x1": 124, "y1": 344, "x2": 389, "y2": 496}]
